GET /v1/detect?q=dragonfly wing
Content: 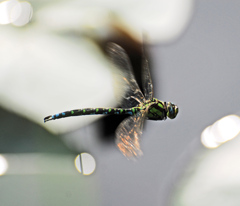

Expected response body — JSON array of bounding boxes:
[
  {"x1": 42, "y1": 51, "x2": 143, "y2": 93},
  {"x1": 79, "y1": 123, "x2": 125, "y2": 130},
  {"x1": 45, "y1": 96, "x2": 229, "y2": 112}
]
[
  {"x1": 107, "y1": 42, "x2": 145, "y2": 108},
  {"x1": 115, "y1": 111, "x2": 146, "y2": 159},
  {"x1": 142, "y1": 52, "x2": 153, "y2": 100}
]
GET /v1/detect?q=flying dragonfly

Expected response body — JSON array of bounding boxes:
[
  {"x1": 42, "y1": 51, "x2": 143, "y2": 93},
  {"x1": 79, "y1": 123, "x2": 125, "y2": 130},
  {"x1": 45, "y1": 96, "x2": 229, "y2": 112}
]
[{"x1": 44, "y1": 43, "x2": 178, "y2": 159}]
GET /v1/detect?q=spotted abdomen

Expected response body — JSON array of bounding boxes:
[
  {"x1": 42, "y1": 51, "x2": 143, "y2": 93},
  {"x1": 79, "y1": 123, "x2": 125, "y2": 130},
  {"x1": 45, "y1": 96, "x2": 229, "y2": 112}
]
[{"x1": 44, "y1": 107, "x2": 141, "y2": 122}]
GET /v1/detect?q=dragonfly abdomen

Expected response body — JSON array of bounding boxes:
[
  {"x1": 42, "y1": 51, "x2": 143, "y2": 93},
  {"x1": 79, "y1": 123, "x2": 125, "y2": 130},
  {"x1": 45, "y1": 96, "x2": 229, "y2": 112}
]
[{"x1": 44, "y1": 107, "x2": 141, "y2": 122}]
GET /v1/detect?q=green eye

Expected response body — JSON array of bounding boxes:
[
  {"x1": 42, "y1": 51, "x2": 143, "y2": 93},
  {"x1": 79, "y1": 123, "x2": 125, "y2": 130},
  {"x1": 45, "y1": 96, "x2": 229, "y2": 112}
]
[{"x1": 167, "y1": 103, "x2": 178, "y2": 119}]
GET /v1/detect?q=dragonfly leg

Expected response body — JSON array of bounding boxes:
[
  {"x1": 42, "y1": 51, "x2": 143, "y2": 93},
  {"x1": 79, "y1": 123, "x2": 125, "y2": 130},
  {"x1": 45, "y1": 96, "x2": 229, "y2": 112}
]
[{"x1": 130, "y1": 96, "x2": 142, "y2": 104}]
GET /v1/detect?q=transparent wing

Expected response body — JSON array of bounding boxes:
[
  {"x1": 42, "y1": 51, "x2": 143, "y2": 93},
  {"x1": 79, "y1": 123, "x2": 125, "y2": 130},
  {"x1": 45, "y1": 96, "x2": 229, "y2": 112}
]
[
  {"x1": 142, "y1": 51, "x2": 153, "y2": 100},
  {"x1": 115, "y1": 111, "x2": 147, "y2": 159},
  {"x1": 107, "y1": 42, "x2": 145, "y2": 108}
]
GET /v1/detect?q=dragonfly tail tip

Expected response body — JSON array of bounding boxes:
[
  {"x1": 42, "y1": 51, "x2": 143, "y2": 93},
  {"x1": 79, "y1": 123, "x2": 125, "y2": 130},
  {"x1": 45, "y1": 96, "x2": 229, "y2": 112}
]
[{"x1": 44, "y1": 115, "x2": 53, "y2": 123}]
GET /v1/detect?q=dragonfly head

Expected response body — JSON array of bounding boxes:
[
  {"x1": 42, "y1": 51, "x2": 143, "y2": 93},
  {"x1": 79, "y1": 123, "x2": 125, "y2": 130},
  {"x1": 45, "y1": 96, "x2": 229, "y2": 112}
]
[{"x1": 166, "y1": 102, "x2": 178, "y2": 119}]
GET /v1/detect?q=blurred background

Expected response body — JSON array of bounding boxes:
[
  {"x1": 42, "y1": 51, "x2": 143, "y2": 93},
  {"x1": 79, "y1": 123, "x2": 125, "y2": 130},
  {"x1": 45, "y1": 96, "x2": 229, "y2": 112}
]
[{"x1": 1, "y1": 0, "x2": 240, "y2": 205}]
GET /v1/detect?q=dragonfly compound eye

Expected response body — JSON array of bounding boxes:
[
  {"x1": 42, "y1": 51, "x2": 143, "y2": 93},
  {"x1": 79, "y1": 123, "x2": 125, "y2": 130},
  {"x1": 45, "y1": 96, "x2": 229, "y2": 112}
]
[{"x1": 166, "y1": 102, "x2": 178, "y2": 119}]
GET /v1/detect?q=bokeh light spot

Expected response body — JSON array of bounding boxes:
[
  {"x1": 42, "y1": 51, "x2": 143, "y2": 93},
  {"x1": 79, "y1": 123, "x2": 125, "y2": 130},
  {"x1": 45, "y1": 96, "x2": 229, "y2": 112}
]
[
  {"x1": 74, "y1": 153, "x2": 96, "y2": 175},
  {"x1": 201, "y1": 126, "x2": 221, "y2": 149},
  {"x1": 12, "y1": 1, "x2": 32, "y2": 26},
  {"x1": 0, "y1": 0, "x2": 32, "y2": 26},
  {"x1": 0, "y1": 155, "x2": 8, "y2": 176},
  {"x1": 216, "y1": 115, "x2": 240, "y2": 142},
  {"x1": 201, "y1": 115, "x2": 240, "y2": 148},
  {"x1": 0, "y1": 0, "x2": 17, "y2": 24}
]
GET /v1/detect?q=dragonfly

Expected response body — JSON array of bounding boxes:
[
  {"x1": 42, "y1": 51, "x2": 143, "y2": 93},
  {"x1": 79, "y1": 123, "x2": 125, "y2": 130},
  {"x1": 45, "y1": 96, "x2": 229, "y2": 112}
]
[{"x1": 44, "y1": 42, "x2": 178, "y2": 159}]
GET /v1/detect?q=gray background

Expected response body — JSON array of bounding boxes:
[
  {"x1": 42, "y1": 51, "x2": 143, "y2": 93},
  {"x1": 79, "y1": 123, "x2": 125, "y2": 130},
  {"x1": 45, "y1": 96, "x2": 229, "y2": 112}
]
[
  {"x1": 94, "y1": 0, "x2": 240, "y2": 205},
  {"x1": 76, "y1": 0, "x2": 240, "y2": 205},
  {"x1": 1, "y1": 0, "x2": 240, "y2": 206}
]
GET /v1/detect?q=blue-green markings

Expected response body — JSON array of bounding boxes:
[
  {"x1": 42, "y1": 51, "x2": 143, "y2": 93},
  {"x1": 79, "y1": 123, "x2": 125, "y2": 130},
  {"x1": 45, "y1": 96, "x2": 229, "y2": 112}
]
[{"x1": 43, "y1": 43, "x2": 178, "y2": 158}]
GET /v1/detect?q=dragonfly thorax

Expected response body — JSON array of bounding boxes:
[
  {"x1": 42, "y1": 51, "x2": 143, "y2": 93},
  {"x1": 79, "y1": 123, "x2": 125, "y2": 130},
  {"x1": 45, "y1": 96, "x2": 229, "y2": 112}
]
[
  {"x1": 145, "y1": 99, "x2": 167, "y2": 120},
  {"x1": 145, "y1": 98, "x2": 178, "y2": 120}
]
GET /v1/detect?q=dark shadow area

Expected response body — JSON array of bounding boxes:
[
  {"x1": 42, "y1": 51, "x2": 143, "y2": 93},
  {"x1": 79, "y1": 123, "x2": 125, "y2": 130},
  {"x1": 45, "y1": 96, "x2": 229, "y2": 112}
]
[
  {"x1": 97, "y1": 29, "x2": 156, "y2": 141},
  {"x1": 0, "y1": 107, "x2": 72, "y2": 153},
  {"x1": 99, "y1": 114, "x2": 129, "y2": 143}
]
